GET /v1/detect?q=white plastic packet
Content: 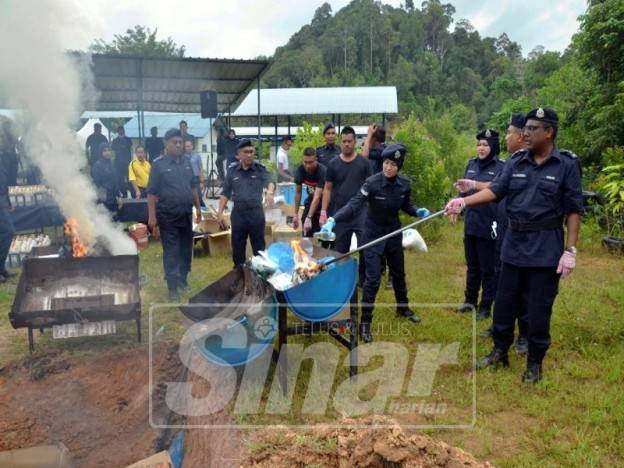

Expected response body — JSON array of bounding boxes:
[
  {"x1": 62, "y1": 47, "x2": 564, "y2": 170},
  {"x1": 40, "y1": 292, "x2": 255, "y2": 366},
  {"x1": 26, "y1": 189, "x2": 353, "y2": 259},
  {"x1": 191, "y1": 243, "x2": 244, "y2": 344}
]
[{"x1": 402, "y1": 228, "x2": 427, "y2": 252}]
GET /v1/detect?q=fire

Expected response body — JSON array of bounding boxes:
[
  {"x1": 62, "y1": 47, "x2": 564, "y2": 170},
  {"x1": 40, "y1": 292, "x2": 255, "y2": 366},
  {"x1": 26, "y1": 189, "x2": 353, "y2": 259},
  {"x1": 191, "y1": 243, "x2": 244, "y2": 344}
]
[
  {"x1": 291, "y1": 240, "x2": 323, "y2": 282},
  {"x1": 64, "y1": 218, "x2": 89, "y2": 257}
]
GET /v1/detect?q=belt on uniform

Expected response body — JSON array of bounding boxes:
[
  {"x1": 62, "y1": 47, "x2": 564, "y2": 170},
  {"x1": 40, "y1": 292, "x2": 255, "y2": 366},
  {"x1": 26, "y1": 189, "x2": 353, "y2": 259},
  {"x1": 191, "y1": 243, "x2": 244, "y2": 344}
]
[
  {"x1": 233, "y1": 202, "x2": 263, "y2": 210},
  {"x1": 508, "y1": 217, "x2": 562, "y2": 232}
]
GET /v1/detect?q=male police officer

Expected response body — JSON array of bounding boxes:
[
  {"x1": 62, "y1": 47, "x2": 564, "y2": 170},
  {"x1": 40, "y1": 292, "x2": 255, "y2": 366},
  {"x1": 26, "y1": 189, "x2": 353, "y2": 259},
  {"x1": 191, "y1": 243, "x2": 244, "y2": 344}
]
[
  {"x1": 455, "y1": 129, "x2": 505, "y2": 321},
  {"x1": 316, "y1": 123, "x2": 341, "y2": 167},
  {"x1": 361, "y1": 122, "x2": 387, "y2": 174},
  {"x1": 446, "y1": 108, "x2": 583, "y2": 383},
  {"x1": 147, "y1": 129, "x2": 202, "y2": 300},
  {"x1": 218, "y1": 138, "x2": 275, "y2": 267},
  {"x1": 321, "y1": 144, "x2": 430, "y2": 342}
]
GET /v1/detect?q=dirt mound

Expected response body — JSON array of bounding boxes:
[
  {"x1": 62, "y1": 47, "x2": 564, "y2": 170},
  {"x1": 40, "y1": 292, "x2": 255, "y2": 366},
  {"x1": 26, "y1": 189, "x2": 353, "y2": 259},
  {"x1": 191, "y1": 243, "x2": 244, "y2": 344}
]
[
  {"x1": 0, "y1": 344, "x2": 181, "y2": 467},
  {"x1": 243, "y1": 415, "x2": 493, "y2": 467}
]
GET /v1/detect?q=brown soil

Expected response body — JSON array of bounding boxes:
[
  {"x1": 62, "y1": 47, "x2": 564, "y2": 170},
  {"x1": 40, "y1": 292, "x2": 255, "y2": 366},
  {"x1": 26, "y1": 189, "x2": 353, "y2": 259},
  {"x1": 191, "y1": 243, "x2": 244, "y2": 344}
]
[
  {"x1": 242, "y1": 415, "x2": 494, "y2": 467},
  {"x1": 0, "y1": 344, "x2": 181, "y2": 467}
]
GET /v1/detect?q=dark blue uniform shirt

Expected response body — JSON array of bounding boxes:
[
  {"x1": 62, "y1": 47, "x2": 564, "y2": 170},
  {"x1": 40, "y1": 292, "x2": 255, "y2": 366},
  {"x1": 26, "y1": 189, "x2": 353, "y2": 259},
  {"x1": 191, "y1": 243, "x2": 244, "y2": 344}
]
[
  {"x1": 334, "y1": 172, "x2": 419, "y2": 229},
  {"x1": 316, "y1": 144, "x2": 341, "y2": 167},
  {"x1": 461, "y1": 156, "x2": 505, "y2": 239},
  {"x1": 147, "y1": 154, "x2": 197, "y2": 217},
  {"x1": 489, "y1": 146, "x2": 583, "y2": 268},
  {"x1": 222, "y1": 162, "x2": 272, "y2": 209}
]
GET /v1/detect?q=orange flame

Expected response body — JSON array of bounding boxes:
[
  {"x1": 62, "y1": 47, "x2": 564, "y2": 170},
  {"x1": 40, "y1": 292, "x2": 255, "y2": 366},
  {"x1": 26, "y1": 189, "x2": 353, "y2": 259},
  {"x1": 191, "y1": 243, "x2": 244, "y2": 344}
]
[
  {"x1": 291, "y1": 240, "x2": 322, "y2": 281},
  {"x1": 64, "y1": 218, "x2": 89, "y2": 257}
]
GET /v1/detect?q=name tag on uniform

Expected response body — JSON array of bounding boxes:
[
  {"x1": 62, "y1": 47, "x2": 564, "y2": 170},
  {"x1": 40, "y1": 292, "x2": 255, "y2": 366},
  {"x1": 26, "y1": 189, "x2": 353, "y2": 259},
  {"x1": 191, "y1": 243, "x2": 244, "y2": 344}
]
[
  {"x1": 545, "y1": 175, "x2": 557, "y2": 181},
  {"x1": 512, "y1": 173, "x2": 527, "y2": 178},
  {"x1": 487, "y1": 171, "x2": 495, "y2": 175},
  {"x1": 251, "y1": 175, "x2": 257, "y2": 179},
  {"x1": 233, "y1": 177, "x2": 240, "y2": 181},
  {"x1": 374, "y1": 196, "x2": 386, "y2": 200},
  {"x1": 467, "y1": 170, "x2": 476, "y2": 174}
]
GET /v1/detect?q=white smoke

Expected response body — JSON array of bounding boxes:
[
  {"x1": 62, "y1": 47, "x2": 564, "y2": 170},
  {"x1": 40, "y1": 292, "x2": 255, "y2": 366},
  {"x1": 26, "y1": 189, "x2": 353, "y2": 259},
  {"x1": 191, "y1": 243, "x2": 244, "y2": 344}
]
[{"x1": 0, "y1": 0, "x2": 136, "y2": 255}]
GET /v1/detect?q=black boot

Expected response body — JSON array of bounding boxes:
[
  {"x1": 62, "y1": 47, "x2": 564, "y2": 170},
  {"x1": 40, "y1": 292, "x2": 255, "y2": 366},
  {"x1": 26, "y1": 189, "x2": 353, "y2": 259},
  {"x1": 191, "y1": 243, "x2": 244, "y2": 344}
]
[
  {"x1": 476, "y1": 348, "x2": 509, "y2": 369},
  {"x1": 522, "y1": 361, "x2": 542, "y2": 383},
  {"x1": 514, "y1": 335, "x2": 528, "y2": 355},
  {"x1": 476, "y1": 305, "x2": 491, "y2": 321},
  {"x1": 456, "y1": 302, "x2": 476, "y2": 313},
  {"x1": 397, "y1": 306, "x2": 421, "y2": 323},
  {"x1": 359, "y1": 322, "x2": 373, "y2": 343}
]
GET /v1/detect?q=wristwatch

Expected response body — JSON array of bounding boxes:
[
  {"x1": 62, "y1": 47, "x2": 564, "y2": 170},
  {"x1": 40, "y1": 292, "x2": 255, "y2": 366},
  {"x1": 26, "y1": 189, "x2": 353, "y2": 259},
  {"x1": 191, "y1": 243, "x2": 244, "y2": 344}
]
[{"x1": 565, "y1": 246, "x2": 577, "y2": 255}]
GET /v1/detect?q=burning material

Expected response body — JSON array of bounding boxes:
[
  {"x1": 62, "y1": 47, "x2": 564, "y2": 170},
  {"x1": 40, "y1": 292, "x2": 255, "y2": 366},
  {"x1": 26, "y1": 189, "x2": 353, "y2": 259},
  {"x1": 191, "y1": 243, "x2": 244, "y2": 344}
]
[
  {"x1": 291, "y1": 240, "x2": 323, "y2": 283},
  {"x1": 63, "y1": 218, "x2": 89, "y2": 257}
]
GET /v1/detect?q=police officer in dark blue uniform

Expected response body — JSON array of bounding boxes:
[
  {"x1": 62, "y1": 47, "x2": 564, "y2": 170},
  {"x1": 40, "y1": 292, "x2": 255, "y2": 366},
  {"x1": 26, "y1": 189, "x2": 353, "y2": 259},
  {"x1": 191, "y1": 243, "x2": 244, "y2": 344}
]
[
  {"x1": 147, "y1": 129, "x2": 202, "y2": 300},
  {"x1": 455, "y1": 129, "x2": 505, "y2": 320},
  {"x1": 0, "y1": 156, "x2": 16, "y2": 283},
  {"x1": 218, "y1": 138, "x2": 275, "y2": 267},
  {"x1": 316, "y1": 123, "x2": 341, "y2": 167},
  {"x1": 321, "y1": 144, "x2": 431, "y2": 342},
  {"x1": 446, "y1": 107, "x2": 583, "y2": 383}
]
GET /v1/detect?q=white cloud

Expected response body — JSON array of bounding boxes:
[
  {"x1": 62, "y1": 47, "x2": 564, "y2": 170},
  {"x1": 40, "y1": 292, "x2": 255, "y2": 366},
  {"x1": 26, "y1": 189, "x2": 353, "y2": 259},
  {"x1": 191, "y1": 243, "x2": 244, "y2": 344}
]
[{"x1": 56, "y1": 0, "x2": 586, "y2": 58}]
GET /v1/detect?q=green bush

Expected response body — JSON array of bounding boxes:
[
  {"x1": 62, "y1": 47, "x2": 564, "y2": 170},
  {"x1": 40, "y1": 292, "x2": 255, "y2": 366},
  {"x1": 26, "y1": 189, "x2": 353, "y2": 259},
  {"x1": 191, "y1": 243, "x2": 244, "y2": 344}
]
[
  {"x1": 394, "y1": 113, "x2": 472, "y2": 211},
  {"x1": 597, "y1": 146, "x2": 624, "y2": 236},
  {"x1": 289, "y1": 122, "x2": 326, "y2": 167}
]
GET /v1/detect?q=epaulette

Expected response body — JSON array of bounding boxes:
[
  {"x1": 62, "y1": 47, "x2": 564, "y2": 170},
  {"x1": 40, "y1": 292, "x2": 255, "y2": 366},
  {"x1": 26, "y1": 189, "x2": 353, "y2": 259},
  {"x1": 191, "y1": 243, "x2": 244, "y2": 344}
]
[
  {"x1": 228, "y1": 161, "x2": 240, "y2": 169},
  {"x1": 559, "y1": 149, "x2": 579, "y2": 160},
  {"x1": 510, "y1": 149, "x2": 528, "y2": 159},
  {"x1": 153, "y1": 155, "x2": 164, "y2": 163}
]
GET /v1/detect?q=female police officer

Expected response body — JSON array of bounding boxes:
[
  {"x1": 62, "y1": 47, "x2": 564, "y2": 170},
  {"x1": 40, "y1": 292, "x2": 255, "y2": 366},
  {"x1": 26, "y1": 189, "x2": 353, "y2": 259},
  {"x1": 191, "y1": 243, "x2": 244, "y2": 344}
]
[
  {"x1": 320, "y1": 144, "x2": 430, "y2": 343},
  {"x1": 455, "y1": 129, "x2": 505, "y2": 321}
]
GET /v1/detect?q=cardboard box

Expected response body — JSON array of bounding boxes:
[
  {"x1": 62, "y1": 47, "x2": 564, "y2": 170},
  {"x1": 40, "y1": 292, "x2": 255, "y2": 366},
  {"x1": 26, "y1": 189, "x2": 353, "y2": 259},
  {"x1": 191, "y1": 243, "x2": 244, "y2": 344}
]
[
  {"x1": 195, "y1": 212, "x2": 230, "y2": 234},
  {"x1": 272, "y1": 225, "x2": 301, "y2": 243},
  {"x1": 279, "y1": 204, "x2": 296, "y2": 217},
  {"x1": 125, "y1": 450, "x2": 172, "y2": 468},
  {"x1": 207, "y1": 230, "x2": 231, "y2": 257}
]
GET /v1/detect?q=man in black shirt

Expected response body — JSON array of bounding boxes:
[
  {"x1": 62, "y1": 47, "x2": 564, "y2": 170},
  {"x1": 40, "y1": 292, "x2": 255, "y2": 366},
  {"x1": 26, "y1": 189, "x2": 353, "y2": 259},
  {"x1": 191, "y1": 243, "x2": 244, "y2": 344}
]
[
  {"x1": 145, "y1": 126, "x2": 164, "y2": 161},
  {"x1": 293, "y1": 147, "x2": 326, "y2": 237},
  {"x1": 320, "y1": 126, "x2": 372, "y2": 255},
  {"x1": 85, "y1": 122, "x2": 108, "y2": 166},
  {"x1": 316, "y1": 122, "x2": 341, "y2": 167},
  {"x1": 112, "y1": 126, "x2": 132, "y2": 198},
  {"x1": 223, "y1": 129, "x2": 240, "y2": 172},
  {"x1": 147, "y1": 128, "x2": 202, "y2": 300}
]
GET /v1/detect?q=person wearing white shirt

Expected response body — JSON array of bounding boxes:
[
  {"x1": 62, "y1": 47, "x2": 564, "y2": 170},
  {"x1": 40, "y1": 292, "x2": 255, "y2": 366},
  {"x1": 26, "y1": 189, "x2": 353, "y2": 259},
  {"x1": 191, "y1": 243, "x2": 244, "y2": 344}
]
[{"x1": 276, "y1": 135, "x2": 293, "y2": 182}]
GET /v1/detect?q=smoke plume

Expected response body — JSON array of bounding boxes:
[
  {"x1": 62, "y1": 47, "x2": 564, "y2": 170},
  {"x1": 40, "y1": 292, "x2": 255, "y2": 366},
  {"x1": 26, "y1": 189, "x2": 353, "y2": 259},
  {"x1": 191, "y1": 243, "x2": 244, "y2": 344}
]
[{"x1": 0, "y1": 0, "x2": 136, "y2": 255}]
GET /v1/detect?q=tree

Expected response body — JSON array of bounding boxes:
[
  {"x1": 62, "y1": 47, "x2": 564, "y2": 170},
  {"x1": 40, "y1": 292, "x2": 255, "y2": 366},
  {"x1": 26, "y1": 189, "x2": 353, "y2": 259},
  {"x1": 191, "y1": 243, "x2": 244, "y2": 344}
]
[{"x1": 89, "y1": 25, "x2": 185, "y2": 57}]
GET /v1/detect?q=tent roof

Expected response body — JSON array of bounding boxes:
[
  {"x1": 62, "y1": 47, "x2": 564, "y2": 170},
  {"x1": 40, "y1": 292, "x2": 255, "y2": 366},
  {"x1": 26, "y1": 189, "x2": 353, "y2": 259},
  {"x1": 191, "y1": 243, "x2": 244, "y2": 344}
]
[
  {"x1": 231, "y1": 86, "x2": 398, "y2": 116},
  {"x1": 80, "y1": 53, "x2": 271, "y2": 114}
]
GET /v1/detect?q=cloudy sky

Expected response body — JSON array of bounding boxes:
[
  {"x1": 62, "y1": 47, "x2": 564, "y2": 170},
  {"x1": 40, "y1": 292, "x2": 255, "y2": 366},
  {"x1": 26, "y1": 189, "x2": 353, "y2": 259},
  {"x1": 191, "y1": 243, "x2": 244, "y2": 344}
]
[{"x1": 63, "y1": 0, "x2": 586, "y2": 59}]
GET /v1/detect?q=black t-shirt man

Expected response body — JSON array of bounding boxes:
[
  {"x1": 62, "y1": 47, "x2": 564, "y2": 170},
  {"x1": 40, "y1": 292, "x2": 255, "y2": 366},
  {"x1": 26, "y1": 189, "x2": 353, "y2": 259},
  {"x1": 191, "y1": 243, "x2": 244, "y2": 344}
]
[{"x1": 325, "y1": 155, "x2": 372, "y2": 215}]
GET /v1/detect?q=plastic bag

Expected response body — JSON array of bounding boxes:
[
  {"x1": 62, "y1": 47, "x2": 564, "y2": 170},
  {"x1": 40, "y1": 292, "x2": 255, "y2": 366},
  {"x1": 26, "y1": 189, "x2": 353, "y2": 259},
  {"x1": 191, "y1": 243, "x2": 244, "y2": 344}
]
[{"x1": 402, "y1": 228, "x2": 427, "y2": 252}]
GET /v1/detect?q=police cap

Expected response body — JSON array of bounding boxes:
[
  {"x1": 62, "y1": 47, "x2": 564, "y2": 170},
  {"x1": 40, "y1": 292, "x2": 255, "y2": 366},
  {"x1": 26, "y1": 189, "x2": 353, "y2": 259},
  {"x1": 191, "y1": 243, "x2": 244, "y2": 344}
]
[
  {"x1": 381, "y1": 143, "x2": 406, "y2": 169},
  {"x1": 526, "y1": 107, "x2": 559, "y2": 126},
  {"x1": 164, "y1": 128, "x2": 182, "y2": 140},
  {"x1": 236, "y1": 138, "x2": 254, "y2": 150}
]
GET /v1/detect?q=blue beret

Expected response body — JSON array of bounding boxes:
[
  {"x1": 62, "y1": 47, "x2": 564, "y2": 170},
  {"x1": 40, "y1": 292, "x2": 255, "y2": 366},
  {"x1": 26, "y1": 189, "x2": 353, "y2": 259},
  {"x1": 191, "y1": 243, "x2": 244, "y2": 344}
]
[
  {"x1": 164, "y1": 128, "x2": 182, "y2": 140},
  {"x1": 323, "y1": 122, "x2": 335, "y2": 134},
  {"x1": 236, "y1": 138, "x2": 253, "y2": 150},
  {"x1": 509, "y1": 113, "x2": 526, "y2": 129},
  {"x1": 526, "y1": 107, "x2": 558, "y2": 126},
  {"x1": 381, "y1": 143, "x2": 406, "y2": 168}
]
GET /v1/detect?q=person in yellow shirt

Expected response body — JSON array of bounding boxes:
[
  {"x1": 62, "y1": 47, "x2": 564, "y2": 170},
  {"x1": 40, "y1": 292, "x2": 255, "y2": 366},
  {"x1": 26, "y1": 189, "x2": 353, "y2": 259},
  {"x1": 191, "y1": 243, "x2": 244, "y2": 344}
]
[{"x1": 128, "y1": 145, "x2": 151, "y2": 198}]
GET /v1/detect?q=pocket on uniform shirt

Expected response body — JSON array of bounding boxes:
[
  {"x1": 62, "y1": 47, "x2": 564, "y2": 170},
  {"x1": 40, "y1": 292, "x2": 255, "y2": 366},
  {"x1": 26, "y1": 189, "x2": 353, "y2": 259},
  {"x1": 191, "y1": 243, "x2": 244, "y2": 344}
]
[
  {"x1": 509, "y1": 178, "x2": 528, "y2": 191},
  {"x1": 537, "y1": 179, "x2": 559, "y2": 195}
]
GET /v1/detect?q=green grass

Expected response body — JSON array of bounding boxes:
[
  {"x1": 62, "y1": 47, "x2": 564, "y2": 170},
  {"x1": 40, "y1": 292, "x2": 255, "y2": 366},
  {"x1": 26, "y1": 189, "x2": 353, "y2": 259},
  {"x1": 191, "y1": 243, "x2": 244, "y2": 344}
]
[{"x1": 0, "y1": 220, "x2": 623, "y2": 466}]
